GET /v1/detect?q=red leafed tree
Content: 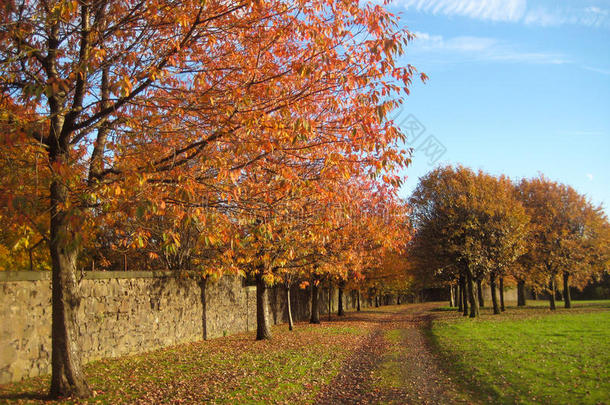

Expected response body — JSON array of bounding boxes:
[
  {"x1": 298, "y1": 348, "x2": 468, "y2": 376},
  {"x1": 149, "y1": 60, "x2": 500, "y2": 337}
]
[{"x1": 1, "y1": 0, "x2": 421, "y2": 397}]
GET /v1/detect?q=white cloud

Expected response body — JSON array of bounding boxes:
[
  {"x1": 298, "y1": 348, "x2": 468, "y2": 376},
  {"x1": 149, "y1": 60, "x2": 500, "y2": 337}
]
[
  {"x1": 524, "y1": 6, "x2": 610, "y2": 28},
  {"x1": 393, "y1": 0, "x2": 610, "y2": 28},
  {"x1": 587, "y1": 173, "x2": 594, "y2": 181},
  {"x1": 398, "y1": 0, "x2": 527, "y2": 22},
  {"x1": 411, "y1": 32, "x2": 610, "y2": 71},
  {"x1": 582, "y1": 65, "x2": 610, "y2": 75},
  {"x1": 560, "y1": 130, "x2": 606, "y2": 136},
  {"x1": 411, "y1": 31, "x2": 570, "y2": 65}
]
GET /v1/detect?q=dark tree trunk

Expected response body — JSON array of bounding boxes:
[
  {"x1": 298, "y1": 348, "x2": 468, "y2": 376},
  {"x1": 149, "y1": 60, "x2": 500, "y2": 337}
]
[
  {"x1": 499, "y1": 277, "x2": 505, "y2": 311},
  {"x1": 533, "y1": 291, "x2": 537, "y2": 300},
  {"x1": 449, "y1": 285, "x2": 455, "y2": 307},
  {"x1": 477, "y1": 279, "x2": 484, "y2": 308},
  {"x1": 375, "y1": 295, "x2": 379, "y2": 307},
  {"x1": 517, "y1": 279, "x2": 526, "y2": 307},
  {"x1": 467, "y1": 272, "x2": 479, "y2": 318},
  {"x1": 328, "y1": 285, "x2": 332, "y2": 321},
  {"x1": 490, "y1": 274, "x2": 500, "y2": 314},
  {"x1": 397, "y1": 295, "x2": 401, "y2": 305},
  {"x1": 310, "y1": 281, "x2": 320, "y2": 324},
  {"x1": 549, "y1": 276, "x2": 556, "y2": 310},
  {"x1": 457, "y1": 277, "x2": 463, "y2": 313},
  {"x1": 461, "y1": 275, "x2": 468, "y2": 316},
  {"x1": 286, "y1": 284, "x2": 294, "y2": 331},
  {"x1": 563, "y1": 272, "x2": 572, "y2": 309},
  {"x1": 49, "y1": 174, "x2": 92, "y2": 398},
  {"x1": 357, "y1": 290, "x2": 361, "y2": 311},
  {"x1": 338, "y1": 285, "x2": 345, "y2": 316},
  {"x1": 255, "y1": 273, "x2": 272, "y2": 340}
]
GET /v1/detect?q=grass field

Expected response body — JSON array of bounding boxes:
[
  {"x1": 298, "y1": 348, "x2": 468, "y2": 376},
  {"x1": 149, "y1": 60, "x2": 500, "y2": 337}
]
[{"x1": 429, "y1": 301, "x2": 610, "y2": 405}]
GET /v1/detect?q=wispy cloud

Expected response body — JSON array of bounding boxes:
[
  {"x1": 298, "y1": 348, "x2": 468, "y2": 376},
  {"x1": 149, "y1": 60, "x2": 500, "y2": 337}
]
[
  {"x1": 524, "y1": 5, "x2": 610, "y2": 28},
  {"x1": 411, "y1": 31, "x2": 570, "y2": 65},
  {"x1": 397, "y1": 0, "x2": 526, "y2": 22},
  {"x1": 559, "y1": 130, "x2": 606, "y2": 136},
  {"x1": 582, "y1": 65, "x2": 610, "y2": 75},
  {"x1": 393, "y1": 0, "x2": 610, "y2": 28},
  {"x1": 586, "y1": 173, "x2": 594, "y2": 181}
]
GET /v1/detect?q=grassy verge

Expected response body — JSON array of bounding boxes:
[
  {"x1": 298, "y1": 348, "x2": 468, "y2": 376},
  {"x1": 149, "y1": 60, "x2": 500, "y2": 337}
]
[
  {"x1": 429, "y1": 303, "x2": 610, "y2": 405},
  {"x1": 373, "y1": 329, "x2": 408, "y2": 390},
  {"x1": 0, "y1": 318, "x2": 374, "y2": 404}
]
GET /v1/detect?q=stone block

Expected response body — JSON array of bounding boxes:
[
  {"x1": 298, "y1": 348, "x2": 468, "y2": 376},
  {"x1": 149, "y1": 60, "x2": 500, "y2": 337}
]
[{"x1": 0, "y1": 344, "x2": 18, "y2": 365}]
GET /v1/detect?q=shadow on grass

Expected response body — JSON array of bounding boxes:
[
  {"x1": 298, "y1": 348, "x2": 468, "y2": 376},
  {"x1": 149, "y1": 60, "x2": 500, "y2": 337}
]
[
  {"x1": 422, "y1": 301, "x2": 610, "y2": 405},
  {"x1": 422, "y1": 323, "x2": 511, "y2": 405},
  {"x1": 0, "y1": 392, "x2": 49, "y2": 401},
  {"x1": 430, "y1": 307, "x2": 455, "y2": 312}
]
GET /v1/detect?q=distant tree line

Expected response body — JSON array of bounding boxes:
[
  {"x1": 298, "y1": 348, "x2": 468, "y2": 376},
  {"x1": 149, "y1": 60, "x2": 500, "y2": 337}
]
[{"x1": 407, "y1": 165, "x2": 610, "y2": 317}]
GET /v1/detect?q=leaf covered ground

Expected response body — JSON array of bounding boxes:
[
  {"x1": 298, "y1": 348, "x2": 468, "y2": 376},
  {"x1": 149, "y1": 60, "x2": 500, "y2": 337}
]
[
  {"x1": 1, "y1": 301, "x2": 608, "y2": 404},
  {"x1": 1, "y1": 305, "x2": 427, "y2": 404}
]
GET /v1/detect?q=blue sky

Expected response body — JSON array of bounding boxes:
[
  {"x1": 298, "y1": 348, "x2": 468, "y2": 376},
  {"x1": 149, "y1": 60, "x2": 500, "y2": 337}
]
[{"x1": 386, "y1": 0, "x2": 610, "y2": 210}]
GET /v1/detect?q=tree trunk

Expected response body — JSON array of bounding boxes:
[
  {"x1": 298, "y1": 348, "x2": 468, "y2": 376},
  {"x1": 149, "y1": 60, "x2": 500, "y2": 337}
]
[
  {"x1": 255, "y1": 273, "x2": 272, "y2": 340},
  {"x1": 357, "y1": 290, "x2": 361, "y2": 311},
  {"x1": 286, "y1": 284, "x2": 294, "y2": 331},
  {"x1": 49, "y1": 181, "x2": 92, "y2": 398},
  {"x1": 397, "y1": 295, "x2": 401, "y2": 305},
  {"x1": 499, "y1": 277, "x2": 505, "y2": 311},
  {"x1": 517, "y1": 279, "x2": 526, "y2": 307},
  {"x1": 310, "y1": 281, "x2": 320, "y2": 324},
  {"x1": 328, "y1": 285, "x2": 332, "y2": 321},
  {"x1": 467, "y1": 272, "x2": 479, "y2": 318},
  {"x1": 477, "y1": 279, "x2": 484, "y2": 308},
  {"x1": 461, "y1": 275, "x2": 468, "y2": 316},
  {"x1": 563, "y1": 271, "x2": 572, "y2": 309},
  {"x1": 548, "y1": 276, "x2": 556, "y2": 311},
  {"x1": 375, "y1": 295, "x2": 379, "y2": 307},
  {"x1": 457, "y1": 278, "x2": 463, "y2": 313},
  {"x1": 337, "y1": 285, "x2": 345, "y2": 316},
  {"x1": 449, "y1": 285, "x2": 455, "y2": 307},
  {"x1": 490, "y1": 274, "x2": 500, "y2": 314}
]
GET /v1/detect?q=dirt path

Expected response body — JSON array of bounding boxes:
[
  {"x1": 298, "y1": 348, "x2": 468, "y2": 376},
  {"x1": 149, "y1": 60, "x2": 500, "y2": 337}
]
[{"x1": 315, "y1": 303, "x2": 471, "y2": 405}]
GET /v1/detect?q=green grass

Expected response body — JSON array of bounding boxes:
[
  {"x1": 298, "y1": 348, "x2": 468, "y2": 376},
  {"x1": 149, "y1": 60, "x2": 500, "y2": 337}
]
[
  {"x1": 374, "y1": 329, "x2": 408, "y2": 390},
  {"x1": 434, "y1": 299, "x2": 610, "y2": 313},
  {"x1": 429, "y1": 308, "x2": 610, "y2": 405},
  {"x1": 316, "y1": 325, "x2": 362, "y2": 336},
  {"x1": 524, "y1": 299, "x2": 610, "y2": 308}
]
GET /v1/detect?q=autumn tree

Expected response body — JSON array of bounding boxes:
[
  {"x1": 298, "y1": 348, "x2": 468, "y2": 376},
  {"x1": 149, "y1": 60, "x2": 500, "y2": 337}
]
[
  {"x1": 517, "y1": 177, "x2": 610, "y2": 309},
  {"x1": 409, "y1": 166, "x2": 528, "y2": 317},
  {"x1": 1, "y1": 0, "x2": 427, "y2": 396}
]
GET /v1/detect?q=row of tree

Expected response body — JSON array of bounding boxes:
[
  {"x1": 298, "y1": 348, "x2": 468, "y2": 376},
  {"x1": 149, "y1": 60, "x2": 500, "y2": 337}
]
[
  {"x1": 408, "y1": 165, "x2": 610, "y2": 317},
  {"x1": 0, "y1": 0, "x2": 420, "y2": 398}
]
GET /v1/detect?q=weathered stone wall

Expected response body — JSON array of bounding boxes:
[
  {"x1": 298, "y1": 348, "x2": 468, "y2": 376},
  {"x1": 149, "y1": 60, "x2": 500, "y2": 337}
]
[
  {"x1": 0, "y1": 271, "x2": 368, "y2": 384},
  {"x1": 1, "y1": 277, "x2": 51, "y2": 382},
  {"x1": 0, "y1": 271, "x2": 204, "y2": 383}
]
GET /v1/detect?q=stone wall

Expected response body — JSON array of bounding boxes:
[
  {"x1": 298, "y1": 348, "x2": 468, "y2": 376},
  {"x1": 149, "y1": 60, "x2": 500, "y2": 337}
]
[
  {"x1": 0, "y1": 271, "x2": 205, "y2": 383},
  {"x1": 0, "y1": 271, "x2": 368, "y2": 384},
  {"x1": 480, "y1": 284, "x2": 535, "y2": 303}
]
